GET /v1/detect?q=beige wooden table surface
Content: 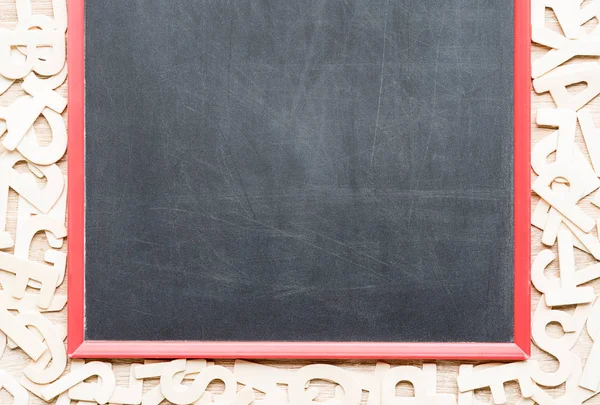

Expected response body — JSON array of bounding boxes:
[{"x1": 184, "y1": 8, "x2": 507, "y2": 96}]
[{"x1": 1, "y1": 1, "x2": 599, "y2": 404}]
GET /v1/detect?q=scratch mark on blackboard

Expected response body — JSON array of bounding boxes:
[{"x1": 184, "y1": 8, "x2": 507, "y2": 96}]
[
  {"x1": 149, "y1": 207, "x2": 250, "y2": 232},
  {"x1": 370, "y1": 0, "x2": 390, "y2": 166},
  {"x1": 271, "y1": 286, "x2": 320, "y2": 299},
  {"x1": 90, "y1": 296, "x2": 156, "y2": 317},
  {"x1": 242, "y1": 215, "x2": 393, "y2": 282},
  {"x1": 407, "y1": 9, "x2": 448, "y2": 230},
  {"x1": 290, "y1": 221, "x2": 407, "y2": 273},
  {"x1": 221, "y1": 141, "x2": 257, "y2": 220},
  {"x1": 149, "y1": 207, "x2": 198, "y2": 215},
  {"x1": 165, "y1": 150, "x2": 222, "y2": 174},
  {"x1": 129, "y1": 237, "x2": 163, "y2": 247},
  {"x1": 128, "y1": 307, "x2": 156, "y2": 317}
]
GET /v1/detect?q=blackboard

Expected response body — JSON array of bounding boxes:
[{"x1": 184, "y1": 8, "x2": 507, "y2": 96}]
[{"x1": 68, "y1": 0, "x2": 531, "y2": 359}]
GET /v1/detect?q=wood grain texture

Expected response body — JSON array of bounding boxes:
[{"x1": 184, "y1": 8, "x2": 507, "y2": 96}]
[{"x1": 0, "y1": 0, "x2": 598, "y2": 404}]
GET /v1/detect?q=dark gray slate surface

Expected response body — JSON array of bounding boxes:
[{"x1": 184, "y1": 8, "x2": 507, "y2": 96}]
[{"x1": 84, "y1": 0, "x2": 514, "y2": 343}]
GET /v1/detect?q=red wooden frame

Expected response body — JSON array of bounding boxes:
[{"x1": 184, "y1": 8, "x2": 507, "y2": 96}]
[{"x1": 67, "y1": 0, "x2": 531, "y2": 360}]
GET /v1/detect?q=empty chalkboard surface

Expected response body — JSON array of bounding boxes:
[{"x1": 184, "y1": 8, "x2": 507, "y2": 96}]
[{"x1": 68, "y1": 0, "x2": 531, "y2": 359}]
